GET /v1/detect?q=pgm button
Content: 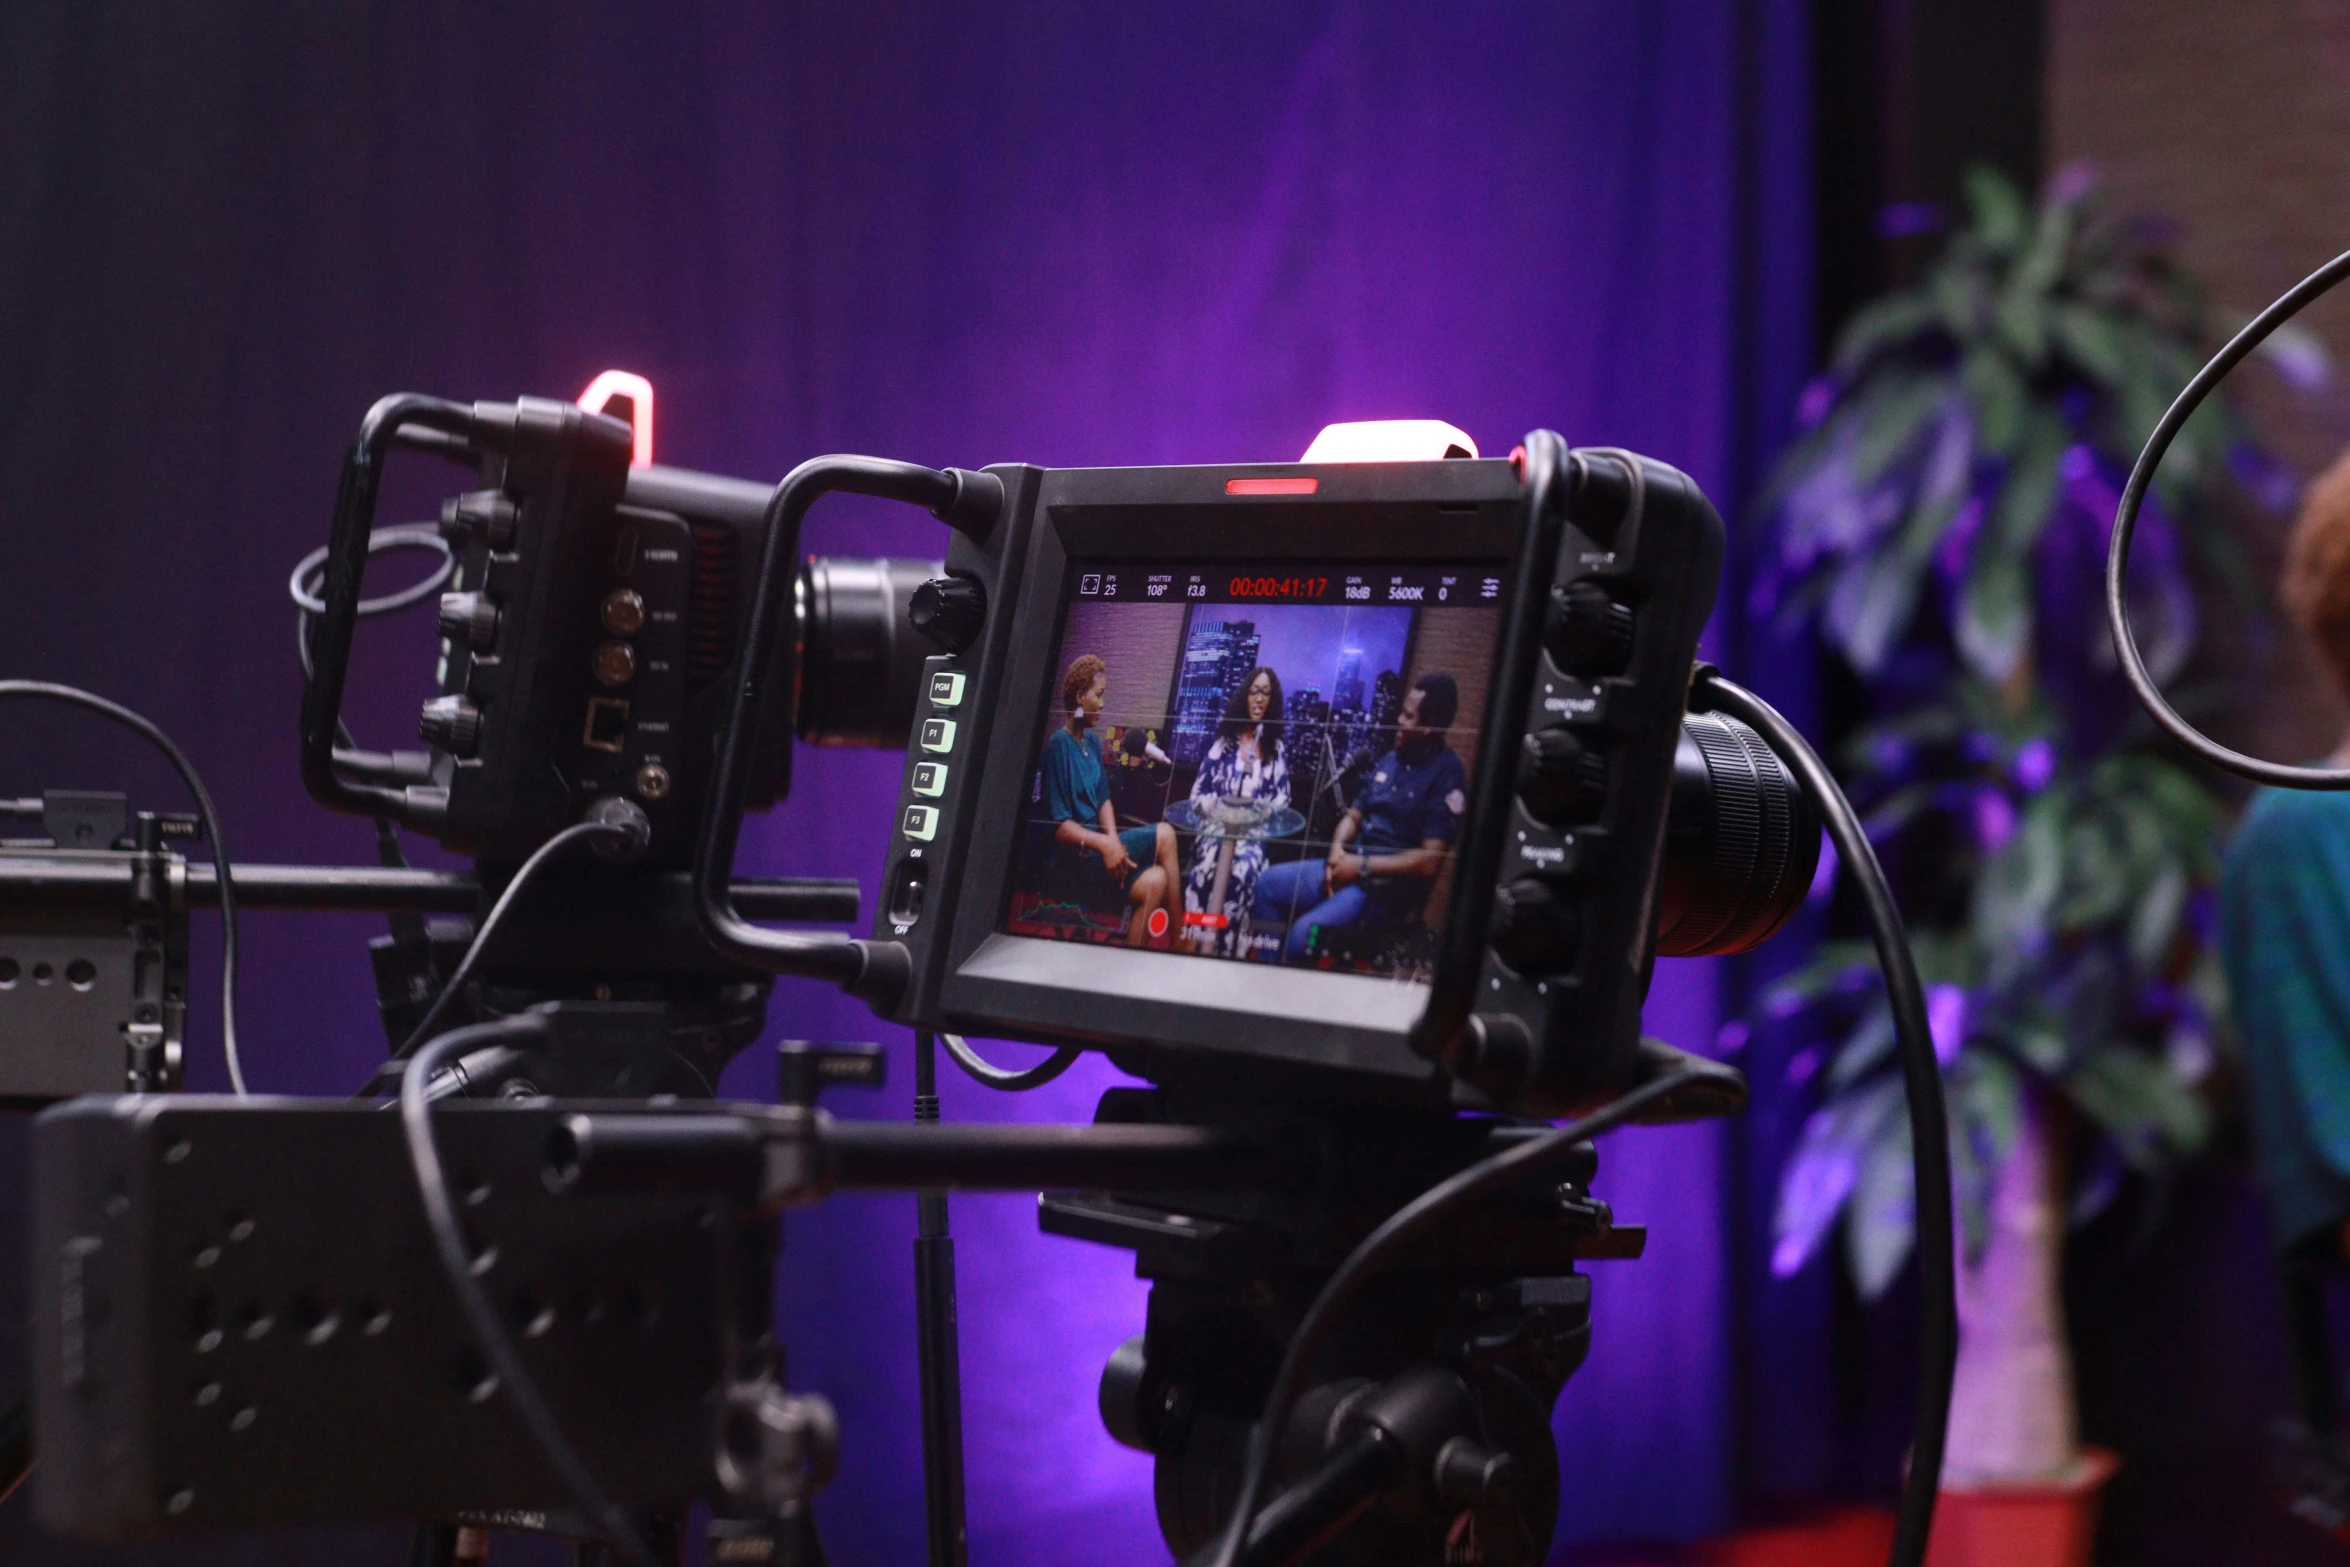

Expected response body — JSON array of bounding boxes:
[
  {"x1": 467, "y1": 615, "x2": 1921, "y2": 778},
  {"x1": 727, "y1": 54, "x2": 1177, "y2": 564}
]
[
  {"x1": 927, "y1": 671, "x2": 967, "y2": 707},
  {"x1": 912, "y1": 761, "x2": 948, "y2": 798},
  {"x1": 919, "y1": 718, "x2": 956, "y2": 753},
  {"x1": 902, "y1": 804, "x2": 940, "y2": 841}
]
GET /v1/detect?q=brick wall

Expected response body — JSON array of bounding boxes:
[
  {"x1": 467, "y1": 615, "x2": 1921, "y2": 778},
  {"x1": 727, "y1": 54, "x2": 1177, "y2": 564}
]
[{"x1": 2050, "y1": 0, "x2": 2350, "y2": 759}]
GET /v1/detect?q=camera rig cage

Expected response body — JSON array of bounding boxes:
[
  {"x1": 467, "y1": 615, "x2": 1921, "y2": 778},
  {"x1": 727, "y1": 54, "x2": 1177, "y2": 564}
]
[
  {"x1": 11, "y1": 389, "x2": 1960, "y2": 1567},
  {"x1": 697, "y1": 431, "x2": 1815, "y2": 1118}
]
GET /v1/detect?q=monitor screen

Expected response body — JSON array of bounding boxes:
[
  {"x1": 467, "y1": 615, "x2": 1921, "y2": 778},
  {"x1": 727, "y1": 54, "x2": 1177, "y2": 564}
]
[{"x1": 1002, "y1": 558, "x2": 1509, "y2": 981}]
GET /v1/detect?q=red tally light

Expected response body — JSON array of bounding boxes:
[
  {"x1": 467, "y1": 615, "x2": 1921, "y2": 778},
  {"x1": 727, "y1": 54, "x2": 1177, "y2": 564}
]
[
  {"x1": 577, "y1": 370, "x2": 655, "y2": 467},
  {"x1": 1226, "y1": 476, "x2": 1320, "y2": 496}
]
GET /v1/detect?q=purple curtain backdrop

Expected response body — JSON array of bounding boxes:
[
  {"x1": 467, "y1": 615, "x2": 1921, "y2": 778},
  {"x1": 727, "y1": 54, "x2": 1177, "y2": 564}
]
[{"x1": 0, "y1": 4, "x2": 1811, "y2": 1562}]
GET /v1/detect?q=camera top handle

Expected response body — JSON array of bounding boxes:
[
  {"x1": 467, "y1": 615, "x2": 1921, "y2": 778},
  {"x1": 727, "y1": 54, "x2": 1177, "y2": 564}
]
[{"x1": 693, "y1": 453, "x2": 1002, "y2": 997}]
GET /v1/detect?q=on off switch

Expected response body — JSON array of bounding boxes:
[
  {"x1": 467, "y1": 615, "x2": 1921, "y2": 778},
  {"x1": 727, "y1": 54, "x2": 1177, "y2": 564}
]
[
  {"x1": 1517, "y1": 727, "x2": 1607, "y2": 825},
  {"x1": 1545, "y1": 580, "x2": 1634, "y2": 677},
  {"x1": 1489, "y1": 876, "x2": 1581, "y2": 976}
]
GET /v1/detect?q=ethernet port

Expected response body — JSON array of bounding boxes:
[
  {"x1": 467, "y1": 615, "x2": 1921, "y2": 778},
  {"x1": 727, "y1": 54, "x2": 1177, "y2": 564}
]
[{"x1": 583, "y1": 698, "x2": 630, "y2": 753}]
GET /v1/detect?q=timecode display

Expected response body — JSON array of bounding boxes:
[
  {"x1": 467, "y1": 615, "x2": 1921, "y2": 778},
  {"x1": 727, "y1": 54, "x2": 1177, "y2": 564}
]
[{"x1": 1074, "y1": 561, "x2": 1505, "y2": 609}]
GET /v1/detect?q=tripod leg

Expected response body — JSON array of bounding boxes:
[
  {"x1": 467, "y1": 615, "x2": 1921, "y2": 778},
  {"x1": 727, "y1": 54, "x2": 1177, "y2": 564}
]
[{"x1": 913, "y1": 1030, "x2": 970, "y2": 1567}]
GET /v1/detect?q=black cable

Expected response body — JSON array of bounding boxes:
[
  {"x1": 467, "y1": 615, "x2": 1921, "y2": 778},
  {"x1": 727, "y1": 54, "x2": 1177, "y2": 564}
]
[
  {"x1": 397, "y1": 1013, "x2": 652, "y2": 1567},
  {"x1": 0, "y1": 681, "x2": 247, "y2": 1095},
  {"x1": 356, "y1": 820, "x2": 629, "y2": 1097},
  {"x1": 2106, "y1": 245, "x2": 2350, "y2": 788},
  {"x1": 937, "y1": 1032, "x2": 1082, "y2": 1092},
  {"x1": 1201, "y1": 1066, "x2": 1706, "y2": 1567},
  {"x1": 1695, "y1": 672, "x2": 1952, "y2": 1567}
]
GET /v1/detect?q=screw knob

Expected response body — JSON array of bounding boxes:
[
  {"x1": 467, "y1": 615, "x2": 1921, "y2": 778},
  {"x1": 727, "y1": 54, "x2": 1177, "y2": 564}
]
[
  {"x1": 439, "y1": 490, "x2": 519, "y2": 550},
  {"x1": 418, "y1": 695, "x2": 483, "y2": 757},
  {"x1": 1488, "y1": 876, "x2": 1580, "y2": 975},
  {"x1": 909, "y1": 575, "x2": 987, "y2": 654},
  {"x1": 1545, "y1": 580, "x2": 1633, "y2": 676},
  {"x1": 1517, "y1": 726, "x2": 1607, "y2": 825},
  {"x1": 436, "y1": 591, "x2": 500, "y2": 652}
]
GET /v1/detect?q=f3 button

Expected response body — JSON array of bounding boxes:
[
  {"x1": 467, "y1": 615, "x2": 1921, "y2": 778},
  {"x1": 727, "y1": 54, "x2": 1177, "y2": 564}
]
[{"x1": 902, "y1": 804, "x2": 940, "y2": 841}]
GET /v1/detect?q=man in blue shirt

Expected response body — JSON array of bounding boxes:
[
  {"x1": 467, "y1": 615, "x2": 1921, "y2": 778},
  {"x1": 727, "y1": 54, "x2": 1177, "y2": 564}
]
[{"x1": 1253, "y1": 671, "x2": 1466, "y2": 967}]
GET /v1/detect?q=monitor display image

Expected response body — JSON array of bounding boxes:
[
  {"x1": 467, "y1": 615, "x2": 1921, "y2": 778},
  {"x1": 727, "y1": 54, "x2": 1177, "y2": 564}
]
[{"x1": 1003, "y1": 559, "x2": 1508, "y2": 981}]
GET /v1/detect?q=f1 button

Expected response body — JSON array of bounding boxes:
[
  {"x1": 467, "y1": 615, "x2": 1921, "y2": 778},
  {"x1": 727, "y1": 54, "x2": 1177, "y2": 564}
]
[
  {"x1": 919, "y1": 718, "x2": 956, "y2": 753},
  {"x1": 902, "y1": 804, "x2": 940, "y2": 841}
]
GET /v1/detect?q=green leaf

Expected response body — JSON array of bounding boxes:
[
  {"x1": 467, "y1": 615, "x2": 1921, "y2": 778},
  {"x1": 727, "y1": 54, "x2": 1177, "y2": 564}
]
[
  {"x1": 1850, "y1": 371, "x2": 1952, "y2": 488},
  {"x1": 1963, "y1": 165, "x2": 2032, "y2": 256},
  {"x1": 2128, "y1": 863, "x2": 2188, "y2": 975},
  {"x1": 1960, "y1": 348, "x2": 2029, "y2": 456},
  {"x1": 1824, "y1": 487, "x2": 1966, "y2": 674},
  {"x1": 2064, "y1": 1048, "x2": 2212, "y2": 1169},
  {"x1": 1956, "y1": 552, "x2": 2032, "y2": 684},
  {"x1": 1832, "y1": 294, "x2": 1941, "y2": 375},
  {"x1": 1846, "y1": 1095, "x2": 1918, "y2": 1299},
  {"x1": 2050, "y1": 302, "x2": 2129, "y2": 386}
]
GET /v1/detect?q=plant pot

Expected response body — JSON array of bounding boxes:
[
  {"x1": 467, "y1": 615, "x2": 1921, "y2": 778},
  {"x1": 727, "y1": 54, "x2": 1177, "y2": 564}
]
[{"x1": 1924, "y1": 1446, "x2": 2119, "y2": 1567}]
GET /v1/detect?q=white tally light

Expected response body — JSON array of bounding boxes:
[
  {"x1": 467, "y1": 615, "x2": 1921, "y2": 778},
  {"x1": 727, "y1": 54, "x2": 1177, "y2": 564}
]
[{"x1": 1299, "y1": 420, "x2": 1478, "y2": 463}]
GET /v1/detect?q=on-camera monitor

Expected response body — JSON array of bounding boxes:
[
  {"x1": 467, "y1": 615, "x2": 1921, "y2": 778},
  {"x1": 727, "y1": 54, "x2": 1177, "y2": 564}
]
[{"x1": 1004, "y1": 559, "x2": 1507, "y2": 982}]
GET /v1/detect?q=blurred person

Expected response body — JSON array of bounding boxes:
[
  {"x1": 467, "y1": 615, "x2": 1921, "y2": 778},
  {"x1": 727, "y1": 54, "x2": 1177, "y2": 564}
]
[{"x1": 2222, "y1": 448, "x2": 2350, "y2": 1455}]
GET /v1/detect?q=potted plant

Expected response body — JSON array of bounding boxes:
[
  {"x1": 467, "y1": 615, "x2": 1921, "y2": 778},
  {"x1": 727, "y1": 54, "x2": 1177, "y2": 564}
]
[{"x1": 1752, "y1": 164, "x2": 2314, "y2": 1567}]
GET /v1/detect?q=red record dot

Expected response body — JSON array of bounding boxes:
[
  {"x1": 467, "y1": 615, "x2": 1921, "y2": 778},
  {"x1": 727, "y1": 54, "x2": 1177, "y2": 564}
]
[{"x1": 1148, "y1": 908, "x2": 1170, "y2": 939}]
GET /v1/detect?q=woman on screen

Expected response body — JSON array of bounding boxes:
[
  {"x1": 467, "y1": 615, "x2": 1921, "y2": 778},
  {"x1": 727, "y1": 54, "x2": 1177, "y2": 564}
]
[
  {"x1": 1182, "y1": 666, "x2": 1288, "y2": 958},
  {"x1": 1041, "y1": 653, "x2": 1183, "y2": 948}
]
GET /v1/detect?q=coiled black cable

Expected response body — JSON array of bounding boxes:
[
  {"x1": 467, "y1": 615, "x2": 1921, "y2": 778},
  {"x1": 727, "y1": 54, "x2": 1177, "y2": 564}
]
[
  {"x1": 1694, "y1": 673, "x2": 1952, "y2": 1567},
  {"x1": 2105, "y1": 245, "x2": 2350, "y2": 787}
]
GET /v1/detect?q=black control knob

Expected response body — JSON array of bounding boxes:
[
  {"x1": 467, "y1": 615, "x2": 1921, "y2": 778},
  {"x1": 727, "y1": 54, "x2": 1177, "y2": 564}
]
[
  {"x1": 909, "y1": 574, "x2": 987, "y2": 654},
  {"x1": 418, "y1": 695, "x2": 483, "y2": 757},
  {"x1": 1517, "y1": 726, "x2": 1608, "y2": 825},
  {"x1": 1545, "y1": 580, "x2": 1634, "y2": 676},
  {"x1": 1488, "y1": 876, "x2": 1581, "y2": 975},
  {"x1": 439, "y1": 490, "x2": 519, "y2": 550},
  {"x1": 436, "y1": 590, "x2": 500, "y2": 652}
]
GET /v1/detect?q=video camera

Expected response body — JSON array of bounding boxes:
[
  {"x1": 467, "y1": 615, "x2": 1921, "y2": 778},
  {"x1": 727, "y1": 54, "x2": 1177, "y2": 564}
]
[{"x1": 17, "y1": 393, "x2": 1936, "y2": 1567}]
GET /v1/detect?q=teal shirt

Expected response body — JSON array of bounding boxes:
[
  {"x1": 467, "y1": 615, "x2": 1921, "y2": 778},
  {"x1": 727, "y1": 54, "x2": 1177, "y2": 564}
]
[
  {"x1": 2219, "y1": 787, "x2": 2350, "y2": 1251},
  {"x1": 1041, "y1": 727, "x2": 1109, "y2": 827}
]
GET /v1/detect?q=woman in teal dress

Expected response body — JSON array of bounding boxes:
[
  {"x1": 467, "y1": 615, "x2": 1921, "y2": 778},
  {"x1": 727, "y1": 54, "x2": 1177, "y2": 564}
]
[
  {"x1": 2220, "y1": 451, "x2": 2350, "y2": 1440},
  {"x1": 1040, "y1": 652, "x2": 1182, "y2": 948}
]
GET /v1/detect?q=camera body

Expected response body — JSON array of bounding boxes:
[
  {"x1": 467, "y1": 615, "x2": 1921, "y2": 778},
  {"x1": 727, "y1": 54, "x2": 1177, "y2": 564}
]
[
  {"x1": 860, "y1": 444, "x2": 1725, "y2": 1116},
  {"x1": 301, "y1": 394, "x2": 935, "y2": 872}
]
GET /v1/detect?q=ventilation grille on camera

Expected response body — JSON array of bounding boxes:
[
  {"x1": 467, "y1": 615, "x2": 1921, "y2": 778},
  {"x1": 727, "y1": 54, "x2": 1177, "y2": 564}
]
[{"x1": 686, "y1": 523, "x2": 740, "y2": 684}]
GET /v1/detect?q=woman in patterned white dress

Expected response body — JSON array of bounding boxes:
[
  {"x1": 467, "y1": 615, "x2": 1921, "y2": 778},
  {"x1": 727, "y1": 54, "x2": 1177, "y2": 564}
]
[{"x1": 1183, "y1": 666, "x2": 1288, "y2": 958}]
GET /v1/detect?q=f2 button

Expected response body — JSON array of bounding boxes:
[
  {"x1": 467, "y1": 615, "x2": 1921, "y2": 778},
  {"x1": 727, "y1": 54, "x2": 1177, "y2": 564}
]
[
  {"x1": 902, "y1": 804, "x2": 940, "y2": 841},
  {"x1": 912, "y1": 761, "x2": 948, "y2": 797},
  {"x1": 919, "y1": 718, "x2": 956, "y2": 753}
]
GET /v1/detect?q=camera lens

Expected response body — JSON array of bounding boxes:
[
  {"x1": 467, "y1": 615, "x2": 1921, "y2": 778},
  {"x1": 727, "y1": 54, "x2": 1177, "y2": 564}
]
[
  {"x1": 795, "y1": 557, "x2": 945, "y2": 750},
  {"x1": 1653, "y1": 711, "x2": 1819, "y2": 957}
]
